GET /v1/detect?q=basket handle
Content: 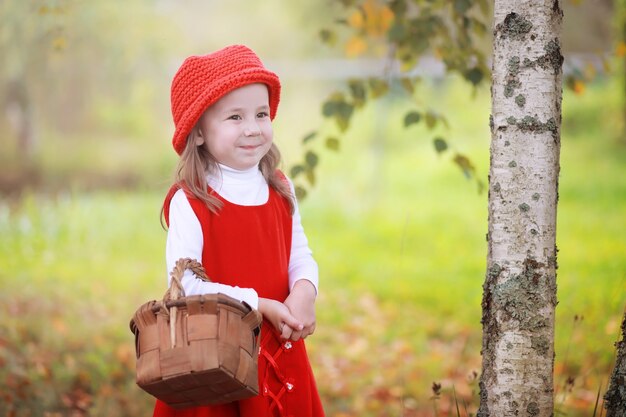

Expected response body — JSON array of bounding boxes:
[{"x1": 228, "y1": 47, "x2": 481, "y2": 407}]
[
  {"x1": 165, "y1": 258, "x2": 210, "y2": 302},
  {"x1": 164, "y1": 258, "x2": 210, "y2": 348}
]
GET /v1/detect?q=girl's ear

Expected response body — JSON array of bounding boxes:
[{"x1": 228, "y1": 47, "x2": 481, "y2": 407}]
[{"x1": 194, "y1": 128, "x2": 205, "y2": 146}]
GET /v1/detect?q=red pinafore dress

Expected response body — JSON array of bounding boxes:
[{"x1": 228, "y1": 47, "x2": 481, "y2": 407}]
[{"x1": 155, "y1": 181, "x2": 324, "y2": 417}]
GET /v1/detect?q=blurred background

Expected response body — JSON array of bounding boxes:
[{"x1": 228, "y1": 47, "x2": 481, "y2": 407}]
[{"x1": 0, "y1": 0, "x2": 624, "y2": 416}]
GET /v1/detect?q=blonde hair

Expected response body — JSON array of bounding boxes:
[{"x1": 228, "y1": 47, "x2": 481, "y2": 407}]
[{"x1": 173, "y1": 126, "x2": 295, "y2": 215}]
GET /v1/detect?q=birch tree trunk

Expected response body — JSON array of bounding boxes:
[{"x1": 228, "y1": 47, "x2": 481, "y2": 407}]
[
  {"x1": 478, "y1": 1, "x2": 563, "y2": 416},
  {"x1": 605, "y1": 311, "x2": 626, "y2": 417}
]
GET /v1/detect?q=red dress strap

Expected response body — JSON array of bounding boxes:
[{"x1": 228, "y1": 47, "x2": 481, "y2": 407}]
[{"x1": 162, "y1": 183, "x2": 182, "y2": 228}]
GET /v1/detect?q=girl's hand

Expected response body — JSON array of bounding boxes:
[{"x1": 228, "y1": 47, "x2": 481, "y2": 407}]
[
  {"x1": 258, "y1": 297, "x2": 303, "y2": 340},
  {"x1": 283, "y1": 279, "x2": 317, "y2": 341}
]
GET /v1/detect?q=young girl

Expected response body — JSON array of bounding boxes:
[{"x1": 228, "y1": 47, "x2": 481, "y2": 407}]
[{"x1": 154, "y1": 45, "x2": 324, "y2": 417}]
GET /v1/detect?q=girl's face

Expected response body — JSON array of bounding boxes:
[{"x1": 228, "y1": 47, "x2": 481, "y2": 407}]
[{"x1": 196, "y1": 83, "x2": 273, "y2": 171}]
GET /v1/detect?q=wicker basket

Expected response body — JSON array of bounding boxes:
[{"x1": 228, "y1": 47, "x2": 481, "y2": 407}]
[{"x1": 129, "y1": 258, "x2": 263, "y2": 408}]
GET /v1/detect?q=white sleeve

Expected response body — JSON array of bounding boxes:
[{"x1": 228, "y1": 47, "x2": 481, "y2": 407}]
[
  {"x1": 286, "y1": 179, "x2": 319, "y2": 294},
  {"x1": 166, "y1": 189, "x2": 259, "y2": 309}
]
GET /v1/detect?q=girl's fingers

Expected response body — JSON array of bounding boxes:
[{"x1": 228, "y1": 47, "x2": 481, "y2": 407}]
[
  {"x1": 290, "y1": 330, "x2": 303, "y2": 341},
  {"x1": 281, "y1": 323, "x2": 294, "y2": 340},
  {"x1": 283, "y1": 314, "x2": 303, "y2": 332},
  {"x1": 299, "y1": 326, "x2": 313, "y2": 340}
]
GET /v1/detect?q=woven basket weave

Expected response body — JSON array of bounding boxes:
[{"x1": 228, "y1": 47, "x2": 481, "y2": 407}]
[{"x1": 129, "y1": 258, "x2": 262, "y2": 408}]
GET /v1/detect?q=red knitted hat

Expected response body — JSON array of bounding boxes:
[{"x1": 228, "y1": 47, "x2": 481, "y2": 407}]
[{"x1": 170, "y1": 45, "x2": 281, "y2": 154}]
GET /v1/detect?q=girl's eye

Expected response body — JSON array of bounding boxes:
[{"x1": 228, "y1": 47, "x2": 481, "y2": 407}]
[
  {"x1": 257, "y1": 111, "x2": 269, "y2": 118},
  {"x1": 228, "y1": 115, "x2": 242, "y2": 120}
]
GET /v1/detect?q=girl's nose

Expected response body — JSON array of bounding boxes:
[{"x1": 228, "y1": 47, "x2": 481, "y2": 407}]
[{"x1": 243, "y1": 121, "x2": 261, "y2": 137}]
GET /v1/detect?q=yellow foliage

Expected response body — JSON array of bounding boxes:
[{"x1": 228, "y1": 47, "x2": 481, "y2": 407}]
[
  {"x1": 348, "y1": 0, "x2": 394, "y2": 37},
  {"x1": 52, "y1": 37, "x2": 67, "y2": 51},
  {"x1": 345, "y1": 35, "x2": 368, "y2": 57},
  {"x1": 363, "y1": 0, "x2": 393, "y2": 36},
  {"x1": 348, "y1": 9, "x2": 365, "y2": 29},
  {"x1": 616, "y1": 41, "x2": 626, "y2": 57},
  {"x1": 573, "y1": 79, "x2": 585, "y2": 95},
  {"x1": 583, "y1": 62, "x2": 596, "y2": 81},
  {"x1": 362, "y1": 0, "x2": 394, "y2": 36}
]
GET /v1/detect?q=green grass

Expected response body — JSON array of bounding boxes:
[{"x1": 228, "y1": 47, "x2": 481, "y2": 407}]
[{"x1": 1, "y1": 76, "x2": 625, "y2": 416}]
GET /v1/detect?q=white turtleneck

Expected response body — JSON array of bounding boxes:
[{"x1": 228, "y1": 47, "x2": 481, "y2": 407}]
[{"x1": 165, "y1": 164, "x2": 319, "y2": 309}]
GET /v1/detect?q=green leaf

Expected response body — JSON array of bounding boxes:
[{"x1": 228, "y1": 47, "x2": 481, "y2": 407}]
[
  {"x1": 322, "y1": 92, "x2": 353, "y2": 131},
  {"x1": 388, "y1": 22, "x2": 406, "y2": 42},
  {"x1": 336, "y1": 115, "x2": 350, "y2": 132},
  {"x1": 433, "y1": 137, "x2": 448, "y2": 153},
  {"x1": 453, "y1": 153, "x2": 476, "y2": 179},
  {"x1": 477, "y1": 178, "x2": 485, "y2": 194},
  {"x1": 305, "y1": 151, "x2": 319, "y2": 169},
  {"x1": 400, "y1": 77, "x2": 414, "y2": 95},
  {"x1": 389, "y1": 0, "x2": 407, "y2": 17},
  {"x1": 403, "y1": 111, "x2": 422, "y2": 127},
  {"x1": 322, "y1": 92, "x2": 345, "y2": 117},
  {"x1": 295, "y1": 185, "x2": 307, "y2": 200},
  {"x1": 368, "y1": 78, "x2": 389, "y2": 98},
  {"x1": 305, "y1": 169, "x2": 316, "y2": 186},
  {"x1": 302, "y1": 131, "x2": 317, "y2": 144},
  {"x1": 348, "y1": 79, "x2": 367, "y2": 108},
  {"x1": 326, "y1": 137, "x2": 340, "y2": 151},
  {"x1": 319, "y1": 29, "x2": 337, "y2": 46},
  {"x1": 454, "y1": 0, "x2": 471, "y2": 14},
  {"x1": 398, "y1": 49, "x2": 418, "y2": 72},
  {"x1": 322, "y1": 100, "x2": 338, "y2": 117},
  {"x1": 425, "y1": 111, "x2": 438, "y2": 130},
  {"x1": 464, "y1": 67, "x2": 484, "y2": 86},
  {"x1": 335, "y1": 102, "x2": 354, "y2": 132},
  {"x1": 290, "y1": 164, "x2": 306, "y2": 178}
]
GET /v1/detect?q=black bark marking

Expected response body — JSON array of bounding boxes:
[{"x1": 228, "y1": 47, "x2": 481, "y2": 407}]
[
  {"x1": 497, "y1": 13, "x2": 533, "y2": 40},
  {"x1": 508, "y1": 56, "x2": 521, "y2": 75},
  {"x1": 510, "y1": 115, "x2": 558, "y2": 139},
  {"x1": 490, "y1": 257, "x2": 555, "y2": 331},
  {"x1": 504, "y1": 79, "x2": 521, "y2": 98},
  {"x1": 531, "y1": 335, "x2": 550, "y2": 356},
  {"x1": 522, "y1": 39, "x2": 564, "y2": 74},
  {"x1": 478, "y1": 261, "x2": 504, "y2": 417},
  {"x1": 604, "y1": 312, "x2": 626, "y2": 416},
  {"x1": 527, "y1": 401, "x2": 540, "y2": 416}
]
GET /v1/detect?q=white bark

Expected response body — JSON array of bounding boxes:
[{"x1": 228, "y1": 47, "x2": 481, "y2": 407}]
[{"x1": 479, "y1": 1, "x2": 563, "y2": 416}]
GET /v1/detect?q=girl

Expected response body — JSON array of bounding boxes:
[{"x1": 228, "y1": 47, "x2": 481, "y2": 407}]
[{"x1": 155, "y1": 45, "x2": 324, "y2": 417}]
